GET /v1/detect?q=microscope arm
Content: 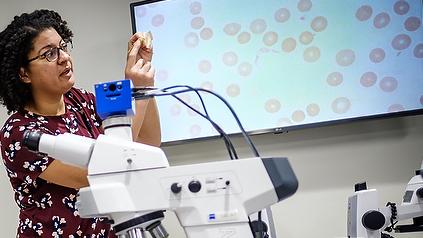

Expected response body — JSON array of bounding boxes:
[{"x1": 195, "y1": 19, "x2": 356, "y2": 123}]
[
  {"x1": 369, "y1": 203, "x2": 423, "y2": 231},
  {"x1": 23, "y1": 131, "x2": 95, "y2": 168},
  {"x1": 395, "y1": 204, "x2": 423, "y2": 223},
  {"x1": 23, "y1": 131, "x2": 169, "y2": 172}
]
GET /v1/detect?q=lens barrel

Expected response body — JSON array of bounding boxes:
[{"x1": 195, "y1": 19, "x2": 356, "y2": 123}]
[{"x1": 23, "y1": 130, "x2": 42, "y2": 152}]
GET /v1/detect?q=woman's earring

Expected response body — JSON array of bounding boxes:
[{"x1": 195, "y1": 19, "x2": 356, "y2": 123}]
[
  {"x1": 19, "y1": 68, "x2": 30, "y2": 83},
  {"x1": 20, "y1": 75, "x2": 30, "y2": 83}
]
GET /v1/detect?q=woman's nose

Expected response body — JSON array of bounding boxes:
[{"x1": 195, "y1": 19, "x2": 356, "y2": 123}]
[{"x1": 57, "y1": 48, "x2": 71, "y2": 64}]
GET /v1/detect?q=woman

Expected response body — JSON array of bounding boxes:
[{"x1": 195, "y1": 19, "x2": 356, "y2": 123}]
[{"x1": 0, "y1": 9, "x2": 160, "y2": 237}]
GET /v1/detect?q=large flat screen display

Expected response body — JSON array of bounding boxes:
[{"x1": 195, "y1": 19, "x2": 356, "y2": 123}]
[{"x1": 130, "y1": 0, "x2": 423, "y2": 144}]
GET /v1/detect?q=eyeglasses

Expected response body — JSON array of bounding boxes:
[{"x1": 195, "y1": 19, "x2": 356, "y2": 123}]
[{"x1": 27, "y1": 41, "x2": 73, "y2": 63}]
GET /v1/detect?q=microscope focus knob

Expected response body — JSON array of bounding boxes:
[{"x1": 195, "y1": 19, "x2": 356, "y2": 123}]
[
  {"x1": 188, "y1": 180, "x2": 202, "y2": 193},
  {"x1": 171, "y1": 183, "x2": 182, "y2": 194},
  {"x1": 362, "y1": 210, "x2": 385, "y2": 230},
  {"x1": 416, "y1": 187, "x2": 423, "y2": 199}
]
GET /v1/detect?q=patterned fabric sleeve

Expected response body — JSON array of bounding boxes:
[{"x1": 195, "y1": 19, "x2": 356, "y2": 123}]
[{"x1": 0, "y1": 118, "x2": 54, "y2": 207}]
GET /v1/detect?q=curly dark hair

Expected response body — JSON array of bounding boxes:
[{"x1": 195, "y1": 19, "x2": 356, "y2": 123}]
[{"x1": 0, "y1": 9, "x2": 73, "y2": 114}]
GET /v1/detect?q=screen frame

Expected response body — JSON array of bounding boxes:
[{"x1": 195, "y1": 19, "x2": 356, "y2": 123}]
[{"x1": 129, "y1": 0, "x2": 423, "y2": 146}]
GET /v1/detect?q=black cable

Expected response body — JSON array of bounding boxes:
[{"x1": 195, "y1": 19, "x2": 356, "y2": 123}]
[
  {"x1": 133, "y1": 88, "x2": 247, "y2": 158},
  {"x1": 133, "y1": 86, "x2": 238, "y2": 159},
  {"x1": 385, "y1": 202, "x2": 398, "y2": 233},
  {"x1": 258, "y1": 210, "x2": 263, "y2": 238},
  {"x1": 132, "y1": 87, "x2": 157, "y2": 92},
  {"x1": 160, "y1": 85, "x2": 238, "y2": 159},
  {"x1": 248, "y1": 210, "x2": 269, "y2": 238},
  {"x1": 170, "y1": 94, "x2": 238, "y2": 160},
  {"x1": 223, "y1": 136, "x2": 237, "y2": 160},
  {"x1": 163, "y1": 85, "x2": 210, "y2": 117},
  {"x1": 248, "y1": 216, "x2": 255, "y2": 236},
  {"x1": 381, "y1": 233, "x2": 395, "y2": 238},
  {"x1": 182, "y1": 87, "x2": 260, "y2": 157},
  {"x1": 134, "y1": 87, "x2": 260, "y2": 158}
]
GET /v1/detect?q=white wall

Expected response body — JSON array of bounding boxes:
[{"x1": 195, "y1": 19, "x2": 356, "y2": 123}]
[{"x1": 1, "y1": 1, "x2": 422, "y2": 238}]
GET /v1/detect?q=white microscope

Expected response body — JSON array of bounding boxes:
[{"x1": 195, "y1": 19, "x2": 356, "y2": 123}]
[
  {"x1": 347, "y1": 161, "x2": 423, "y2": 238},
  {"x1": 23, "y1": 80, "x2": 298, "y2": 238}
]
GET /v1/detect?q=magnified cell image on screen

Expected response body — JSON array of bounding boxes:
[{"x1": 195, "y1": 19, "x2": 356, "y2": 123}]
[{"x1": 131, "y1": 0, "x2": 423, "y2": 143}]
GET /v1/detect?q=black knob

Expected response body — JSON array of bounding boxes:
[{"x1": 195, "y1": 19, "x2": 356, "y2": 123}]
[
  {"x1": 188, "y1": 180, "x2": 202, "y2": 193},
  {"x1": 171, "y1": 183, "x2": 182, "y2": 194},
  {"x1": 250, "y1": 219, "x2": 269, "y2": 238},
  {"x1": 362, "y1": 210, "x2": 385, "y2": 230},
  {"x1": 416, "y1": 187, "x2": 423, "y2": 199},
  {"x1": 355, "y1": 182, "x2": 367, "y2": 192}
]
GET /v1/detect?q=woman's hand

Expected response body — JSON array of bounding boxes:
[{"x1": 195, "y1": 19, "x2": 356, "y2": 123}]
[
  {"x1": 127, "y1": 32, "x2": 153, "y2": 61},
  {"x1": 125, "y1": 32, "x2": 155, "y2": 87}
]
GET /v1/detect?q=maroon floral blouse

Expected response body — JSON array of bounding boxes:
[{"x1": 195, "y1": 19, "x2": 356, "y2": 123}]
[{"x1": 0, "y1": 88, "x2": 116, "y2": 237}]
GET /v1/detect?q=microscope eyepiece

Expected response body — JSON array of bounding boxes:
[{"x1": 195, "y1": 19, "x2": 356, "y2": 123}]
[{"x1": 23, "y1": 130, "x2": 42, "y2": 152}]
